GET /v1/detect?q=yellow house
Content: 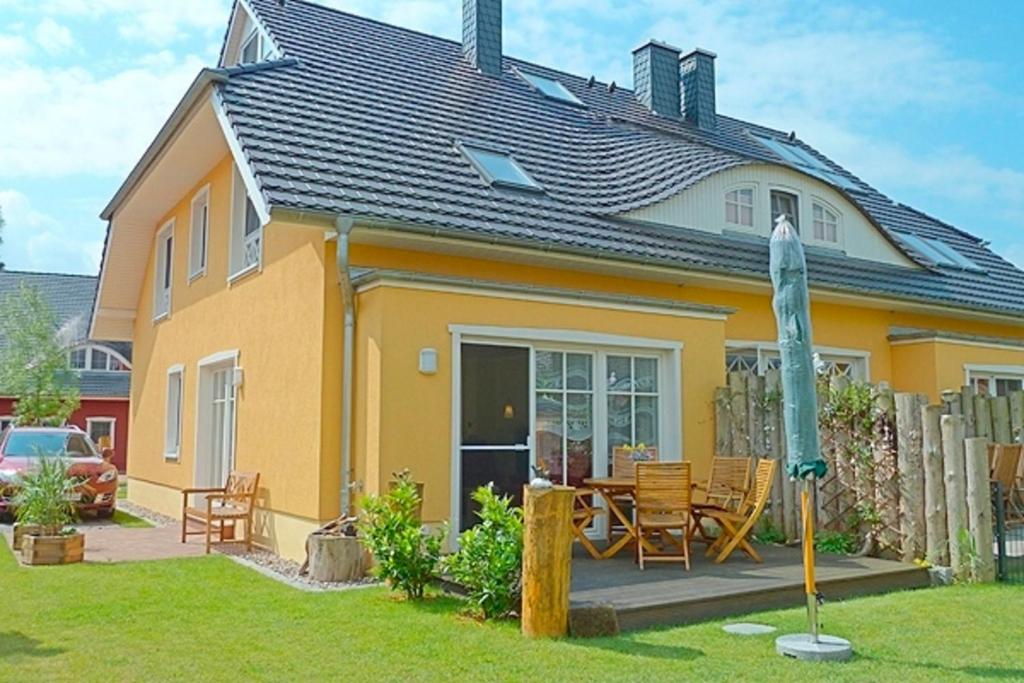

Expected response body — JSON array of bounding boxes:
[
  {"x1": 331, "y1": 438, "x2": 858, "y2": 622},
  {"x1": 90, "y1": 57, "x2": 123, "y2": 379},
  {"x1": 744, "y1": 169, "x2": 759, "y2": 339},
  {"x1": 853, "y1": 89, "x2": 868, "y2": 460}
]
[{"x1": 91, "y1": 0, "x2": 1024, "y2": 561}]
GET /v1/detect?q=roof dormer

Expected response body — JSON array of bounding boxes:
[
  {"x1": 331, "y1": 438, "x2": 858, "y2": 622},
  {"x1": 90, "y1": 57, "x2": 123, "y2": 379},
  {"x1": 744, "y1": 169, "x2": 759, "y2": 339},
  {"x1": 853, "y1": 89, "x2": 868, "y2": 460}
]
[{"x1": 220, "y1": 0, "x2": 281, "y2": 68}]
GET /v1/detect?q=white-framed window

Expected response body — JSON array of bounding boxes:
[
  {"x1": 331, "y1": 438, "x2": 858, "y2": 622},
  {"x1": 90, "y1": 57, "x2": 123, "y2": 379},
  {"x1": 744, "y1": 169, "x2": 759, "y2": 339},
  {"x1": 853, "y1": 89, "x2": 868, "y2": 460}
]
[
  {"x1": 726, "y1": 341, "x2": 869, "y2": 381},
  {"x1": 725, "y1": 187, "x2": 755, "y2": 228},
  {"x1": 68, "y1": 344, "x2": 131, "y2": 372},
  {"x1": 770, "y1": 190, "x2": 799, "y2": 232},
  {"x1": 811, "y1": 200, "x2": 840, "y2": 245},
  {"x1": 966, "y1": 366, "x2": 1024, "y2": 397},
  {"x1": 0, "y1": 416, "x2": 14, "y2": 432},
  {"x1": 86, "y1": 417, "x2": 116, "y2": 450},
  {"x1": 229, "y1": 168, "x2": 263, "y2": 280},
  {"x1": 154, "y1": 220, "x2": 174, "y2": 321},
  {"x1": 190, "y1": 185, "x2": 210, "y2": 280},
  {"x1": 165, "y1": 365, "x2": 184, "y2": 459},
  {"x1": 240, "y1": 29, "x2": 261, "y2": 64},
  {"x1": 606, "y1": 354, "x2": 661, "y2": 466}
]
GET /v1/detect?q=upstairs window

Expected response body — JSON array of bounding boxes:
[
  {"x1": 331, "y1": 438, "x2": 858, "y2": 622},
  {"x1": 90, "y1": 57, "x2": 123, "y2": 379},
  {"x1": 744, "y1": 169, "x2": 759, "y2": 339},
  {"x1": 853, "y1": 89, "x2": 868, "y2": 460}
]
[
  {"x1": 517, "y1": 70, "x2": 583, "y2": 105},
  {"x1": 190, "y1": 186, "x2": 210, "y2": 280},
  {"x1": 770, "y1": 190, "x2": 799, "y2": 232},
  {"x1": 68, "y1": 344, "x2": 131, "y2": 372},
  {"x1": 229, "y1": 167, "x2": 264, "y2": 279},
  {"x1": 725, "y1": 187, "x2": 754, "y2": 227},
  {"x1": 812, "y1": 202, "x2": 840, "y2": 244},
  {"x1": 458, "y1": 142, "x2": 542, "y2": 191},
  {"x1": 892, "y1": 232, "x2": 984, "y2": 272},
  {"x1": 154, "y1": 221, "x2": 173, "y2": 320}
]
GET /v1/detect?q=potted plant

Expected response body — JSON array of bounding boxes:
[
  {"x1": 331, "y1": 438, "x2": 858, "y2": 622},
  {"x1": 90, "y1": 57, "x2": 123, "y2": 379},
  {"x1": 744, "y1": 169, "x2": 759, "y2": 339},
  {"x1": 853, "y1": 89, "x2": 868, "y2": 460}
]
[{"x1": 13, "y1": 456, "x2": 85, "y2": 565}]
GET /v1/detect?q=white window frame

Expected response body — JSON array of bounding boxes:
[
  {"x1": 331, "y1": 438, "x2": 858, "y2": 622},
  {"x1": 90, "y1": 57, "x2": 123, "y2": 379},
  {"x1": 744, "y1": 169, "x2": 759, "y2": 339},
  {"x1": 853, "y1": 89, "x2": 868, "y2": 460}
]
[
  {"x1": 0, "y1": 416, "x2": 14, "y2": 431},
  {"x1": 68, "y1": 344, "x2": 132, "y2": 372},
  {"x1": 724, "y1": 184, "x2": 756, "y2": 230},
  {"x1": 154, "y1": 220, "x2": 174, "y2": 322},
  {"x1": 86, "y1": 417, "x2": 116, "y2": 450},
  {"x1": 448, "y1": 325, "x2": 682, "y2": 538},
  {"x1": 809, "y1": 197, "x2": 842, "y2": 248},
  {"x1": 239, "y1": 28, "x2": 262, "y2": 64},
  {"x1": 228, "y1": 167, "x2": 264, "y2": 283},
  {"x1": 165, "y1": 365, "x2": 184, "y2": 460},
  {"x1": 726, "y1": 340, "x2": 870, "y2": 381},
  {"x1": 965, "y1": 365, "x2": 1024, "y2": 397},
  {"x1": 189, "y1": 185, "x2": 210, "y2": 281},
  {"x1": 769, "y1": 187, "x2": 801, "y2": 234}
]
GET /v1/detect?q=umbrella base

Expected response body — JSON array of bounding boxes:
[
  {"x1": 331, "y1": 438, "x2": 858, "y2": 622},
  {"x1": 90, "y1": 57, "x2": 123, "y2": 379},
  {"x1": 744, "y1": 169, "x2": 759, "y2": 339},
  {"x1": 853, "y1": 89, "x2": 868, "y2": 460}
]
[{"x1": 776, "y1": 634, "x2": 853, "y2": 662}]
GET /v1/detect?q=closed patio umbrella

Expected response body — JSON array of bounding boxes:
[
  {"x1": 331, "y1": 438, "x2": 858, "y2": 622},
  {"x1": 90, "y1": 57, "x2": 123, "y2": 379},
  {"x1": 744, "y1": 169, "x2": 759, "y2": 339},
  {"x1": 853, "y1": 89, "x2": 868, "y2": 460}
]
[{"x1": 769, "y1": 216, "x2": 851, "y2": 661}]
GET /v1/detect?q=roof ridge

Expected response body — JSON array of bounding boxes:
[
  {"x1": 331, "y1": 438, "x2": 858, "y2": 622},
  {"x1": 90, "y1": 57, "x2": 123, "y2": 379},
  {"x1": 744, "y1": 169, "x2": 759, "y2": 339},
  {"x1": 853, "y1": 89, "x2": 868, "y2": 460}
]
[{"x1": 0, "y1": 269, "x2": 97, "y2": 280}]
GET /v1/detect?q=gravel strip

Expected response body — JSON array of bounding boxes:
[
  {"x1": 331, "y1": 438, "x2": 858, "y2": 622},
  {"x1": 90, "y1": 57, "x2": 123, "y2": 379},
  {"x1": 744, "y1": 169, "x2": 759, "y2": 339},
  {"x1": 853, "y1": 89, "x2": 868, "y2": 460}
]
[
  {"x1": 117, "y1": 501, "x2": 176, "y2": 528},
  {"x1": 217, "y1": 545, "x2": 379, "y2": 592}
]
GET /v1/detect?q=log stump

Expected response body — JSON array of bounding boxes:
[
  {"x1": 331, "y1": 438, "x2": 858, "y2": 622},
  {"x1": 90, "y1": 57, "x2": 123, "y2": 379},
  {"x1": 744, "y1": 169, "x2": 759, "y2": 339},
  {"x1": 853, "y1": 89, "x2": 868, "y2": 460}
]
[
  {"x1": 521, "y1": 485, "x2": 574, "y2": 638},
  {"x1": 307, "y1": 532, "x2": 367, "y2": 583}
]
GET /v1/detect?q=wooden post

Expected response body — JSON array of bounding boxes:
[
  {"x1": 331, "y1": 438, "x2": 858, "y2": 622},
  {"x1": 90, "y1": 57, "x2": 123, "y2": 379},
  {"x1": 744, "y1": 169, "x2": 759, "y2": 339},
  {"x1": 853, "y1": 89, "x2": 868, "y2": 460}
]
[
  {"x1": 941, "y1": 415, "x2": 968, "y2": 577},
  {"x1": 728, "y1": 372, "x2": 750, "y2": 457},
  {"x1": 974, "y1": 394, "x2": 993, "y2": 441},
  {"x1": 921, "y1": 405, "x2": 948, "y2": 566},
  {"x1": 992, "y1": 396, "x2": 1012, "y2": 444},
  {"x1": 1009, "y1": 391, "x2": 1024, "y2": 444},
  {"x1": 764, "y1": 369, "x2": 785, "y2": 532},
  {"x1": 964, "y1": 438, "x2": 995, "y2": 582},
  {"x1": 747, "y1": 373, "x2": 766, "y2": 459},
  {"x1": 522, "y1": 485, "x2": 575, "y2": 638},
  {"x1": 961, "y1": 385, "x2": 976, "y2": 438},
  {"x1": 895, "y1": 393, "x2": 927, "y2": 561},
  {"x1": 874, "y1": 386, "x2": 898, "y2": 554},
  {"x1": 714, "y1": 387, "x2": 732, "y2": 457},
  {"x1": 941, "y1": 390, "x2": 962, "y2": 416}
]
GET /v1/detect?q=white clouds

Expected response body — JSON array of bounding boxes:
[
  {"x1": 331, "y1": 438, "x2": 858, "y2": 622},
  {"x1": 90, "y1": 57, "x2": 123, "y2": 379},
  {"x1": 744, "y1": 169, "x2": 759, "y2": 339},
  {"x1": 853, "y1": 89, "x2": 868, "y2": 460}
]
[
  {"x1": 35, "y1": 18, "x2": 76, "y2": 55},
  {"x1": 0, "y1": 55, "x2": 206, "y2": 178},
  {"x1": 0, "y1": 189, "x2": 102, "y2": 274},
  {"x1": 0, "y1": 33, "x2": 30, "y2": 60}
]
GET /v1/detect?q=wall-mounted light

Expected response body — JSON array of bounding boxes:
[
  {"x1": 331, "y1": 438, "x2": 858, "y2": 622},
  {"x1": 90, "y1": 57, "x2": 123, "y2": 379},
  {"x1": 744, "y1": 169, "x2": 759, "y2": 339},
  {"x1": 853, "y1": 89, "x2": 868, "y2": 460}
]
[
  {"x1": 503, "y1": 403, "x2": 515, "y2": 420},
  {"x1": 419, "y1": 348, "x2": 438, "y2": 375},
  {"x1": 232, "y1": 367, "x2": 245, "y2": 388}
]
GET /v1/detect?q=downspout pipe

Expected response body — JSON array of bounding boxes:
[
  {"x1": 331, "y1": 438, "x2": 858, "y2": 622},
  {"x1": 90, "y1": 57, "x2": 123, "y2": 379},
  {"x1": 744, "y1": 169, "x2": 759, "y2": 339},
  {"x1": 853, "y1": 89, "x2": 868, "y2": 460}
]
[{"x1": 335, "y1": 216, "x2": 356, "y2": 517}]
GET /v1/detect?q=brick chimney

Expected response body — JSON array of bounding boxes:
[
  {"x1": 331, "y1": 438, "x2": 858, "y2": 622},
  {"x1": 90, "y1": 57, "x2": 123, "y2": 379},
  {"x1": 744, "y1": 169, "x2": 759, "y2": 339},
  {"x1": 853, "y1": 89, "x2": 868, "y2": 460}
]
[
  {"x1": 632, "y1": 40, "x2": 681, "y2": 118},
  {"x1": 463, "y1": 0, "x2": 502, "y2": 76},
  {"x1": 680, "y1": 48, "x2": 717, "y2": 130}
]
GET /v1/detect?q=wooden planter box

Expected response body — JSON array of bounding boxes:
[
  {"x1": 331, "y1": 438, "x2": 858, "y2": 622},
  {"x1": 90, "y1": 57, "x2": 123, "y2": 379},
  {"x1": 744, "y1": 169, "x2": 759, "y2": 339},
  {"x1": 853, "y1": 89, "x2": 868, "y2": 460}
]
[
  {"x1": 12, "y1": 523, "x2": 44, "y2": 551},
  {"x1": 307, "y1": 533, "x2": 369, "y2": 583},
  {"x1": 21, "y1": 533, "x2": 85, "y2": 566}
]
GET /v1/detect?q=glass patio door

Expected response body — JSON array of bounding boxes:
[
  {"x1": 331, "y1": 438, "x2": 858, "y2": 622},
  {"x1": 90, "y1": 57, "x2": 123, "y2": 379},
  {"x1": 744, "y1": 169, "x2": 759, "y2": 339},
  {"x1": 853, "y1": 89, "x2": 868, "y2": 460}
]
[
  {"x1": 210, "y1": 367, "x2": 236, "y2": 488},
  {"x1": 534, "y1": 351, "x2": 595, "y2": 488},
  {"x1": 459, "y1": 344, "x2": 530, "y2": 531}
]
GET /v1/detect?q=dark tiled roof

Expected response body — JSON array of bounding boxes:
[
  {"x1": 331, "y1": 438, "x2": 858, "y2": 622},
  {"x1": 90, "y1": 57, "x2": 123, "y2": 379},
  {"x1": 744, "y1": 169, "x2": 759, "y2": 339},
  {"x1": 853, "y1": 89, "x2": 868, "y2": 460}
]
[
  {"x1": 217, "y1": 0, "x2": 1024, "y2": 318},
  {"x1": 0, "y1": 271, "x2": 131, "y2": 398}
]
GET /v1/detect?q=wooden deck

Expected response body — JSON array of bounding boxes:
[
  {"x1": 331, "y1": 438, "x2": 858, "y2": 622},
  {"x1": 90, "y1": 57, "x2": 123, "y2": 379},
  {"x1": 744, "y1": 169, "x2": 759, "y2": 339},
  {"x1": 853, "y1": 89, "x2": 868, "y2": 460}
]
[{"x1": 570, "y1": 541, "x2": 930, "y2": 631}]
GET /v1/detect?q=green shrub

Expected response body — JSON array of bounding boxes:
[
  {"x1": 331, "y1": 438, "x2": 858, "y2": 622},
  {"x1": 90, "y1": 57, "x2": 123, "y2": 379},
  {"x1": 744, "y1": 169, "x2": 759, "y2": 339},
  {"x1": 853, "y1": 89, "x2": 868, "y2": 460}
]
[
  {"x1": 359, "y1": 471, "x2": 445, "y2": 600},
  {"x1": 753, "y1": 517, "x2": 786, "y2": 545},
  {"x1": 814, "y1": 530, "x2": 859, "y2": 555},
  {"x1": 13, "y1": 456, "x2": 79, "y2": 535},
  {"x1": 444, "y1": 484, "x2": 523, "y2": 619}
]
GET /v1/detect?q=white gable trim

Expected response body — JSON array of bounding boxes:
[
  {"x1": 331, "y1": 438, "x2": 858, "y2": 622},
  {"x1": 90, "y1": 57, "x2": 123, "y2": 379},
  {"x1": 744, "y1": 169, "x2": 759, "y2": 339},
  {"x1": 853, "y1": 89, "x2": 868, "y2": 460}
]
[
  {"x1": 211, "y1": 91, "x2": 271, "y2": 227},
  {"x1": 220, "y1": 0, "x2": 283, "y2": 67}
]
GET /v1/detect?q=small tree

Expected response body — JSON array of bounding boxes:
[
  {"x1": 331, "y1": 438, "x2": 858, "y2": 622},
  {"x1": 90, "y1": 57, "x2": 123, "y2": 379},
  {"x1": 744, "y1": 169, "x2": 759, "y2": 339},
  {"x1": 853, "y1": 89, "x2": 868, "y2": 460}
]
[{"x1": 0, "y1": 284, "x2": 80, "y2": 425}]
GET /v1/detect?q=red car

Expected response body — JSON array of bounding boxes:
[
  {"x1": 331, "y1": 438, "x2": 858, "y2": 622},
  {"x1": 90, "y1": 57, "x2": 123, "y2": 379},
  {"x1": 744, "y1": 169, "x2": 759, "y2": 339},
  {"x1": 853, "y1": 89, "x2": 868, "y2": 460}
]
[{"x1": 0, "y1": 426, "x2": 119, "y2": 518}]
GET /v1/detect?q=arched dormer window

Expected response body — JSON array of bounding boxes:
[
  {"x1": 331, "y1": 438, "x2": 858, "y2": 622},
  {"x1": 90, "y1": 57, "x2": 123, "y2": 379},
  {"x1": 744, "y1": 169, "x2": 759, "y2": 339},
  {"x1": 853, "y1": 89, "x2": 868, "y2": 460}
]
[
  {"x1": 724, "y1": 186, "x2": 755, "y2": 228},
  {"x1": 811, "y1": 199, "x2": 841, "y2": 246},
  {"x1": 69, "y1": 344, "x2": 131, "y2": 373}
]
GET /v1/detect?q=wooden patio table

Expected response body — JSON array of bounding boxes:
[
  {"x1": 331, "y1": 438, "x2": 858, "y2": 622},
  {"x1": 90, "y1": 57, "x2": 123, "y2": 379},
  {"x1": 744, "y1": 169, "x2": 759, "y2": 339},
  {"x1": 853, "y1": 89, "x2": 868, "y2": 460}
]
[{"x1": 582, "y1": 477, "x2": 640, "y2": 559}]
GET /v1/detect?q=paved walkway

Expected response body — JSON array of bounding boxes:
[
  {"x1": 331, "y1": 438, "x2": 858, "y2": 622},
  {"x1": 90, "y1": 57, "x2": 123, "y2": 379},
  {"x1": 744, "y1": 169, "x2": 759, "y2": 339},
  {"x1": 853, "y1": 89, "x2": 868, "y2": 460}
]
[{"x1": 2, "y1": 519, "x2": 210, "y2": 563}]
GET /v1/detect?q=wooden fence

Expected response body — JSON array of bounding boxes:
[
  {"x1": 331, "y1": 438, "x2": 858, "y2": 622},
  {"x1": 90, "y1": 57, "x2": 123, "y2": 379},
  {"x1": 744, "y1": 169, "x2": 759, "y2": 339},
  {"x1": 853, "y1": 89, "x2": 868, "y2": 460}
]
[{"x1": 714, "y1": 370, "x2": 1017, "y2": 577}]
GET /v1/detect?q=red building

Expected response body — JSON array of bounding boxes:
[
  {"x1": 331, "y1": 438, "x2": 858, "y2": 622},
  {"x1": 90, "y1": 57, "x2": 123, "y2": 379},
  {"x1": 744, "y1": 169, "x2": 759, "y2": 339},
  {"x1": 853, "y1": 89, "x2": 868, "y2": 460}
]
[{"x1": 0, "y1": 271, "x2": 132, "y2": 472}]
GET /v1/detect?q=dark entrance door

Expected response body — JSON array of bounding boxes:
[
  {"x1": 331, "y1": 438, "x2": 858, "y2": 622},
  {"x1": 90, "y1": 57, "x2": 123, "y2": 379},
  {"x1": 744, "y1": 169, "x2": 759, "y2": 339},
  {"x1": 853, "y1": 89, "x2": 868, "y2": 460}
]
[{"x1": 459, "y1": 343, "x2": 530, "y2": 531}]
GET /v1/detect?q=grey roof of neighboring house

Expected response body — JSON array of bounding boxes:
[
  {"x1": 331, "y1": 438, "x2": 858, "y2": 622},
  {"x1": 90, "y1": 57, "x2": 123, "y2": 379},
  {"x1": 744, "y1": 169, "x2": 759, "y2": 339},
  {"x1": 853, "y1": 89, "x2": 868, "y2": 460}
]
[
  {"x1": 0, "y1": 271, "x2": 131, "y2": 398},
  {"x1": 213, "y1": 0, "x2": 1024, "y2": 318}
]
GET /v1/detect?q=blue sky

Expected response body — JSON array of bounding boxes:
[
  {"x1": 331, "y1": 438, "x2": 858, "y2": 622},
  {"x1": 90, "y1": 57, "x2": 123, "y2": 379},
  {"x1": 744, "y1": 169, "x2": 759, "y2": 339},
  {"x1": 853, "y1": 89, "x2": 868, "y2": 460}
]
[{"x1": 0, "y1": 0, "x2": 1021, "y2": 274}]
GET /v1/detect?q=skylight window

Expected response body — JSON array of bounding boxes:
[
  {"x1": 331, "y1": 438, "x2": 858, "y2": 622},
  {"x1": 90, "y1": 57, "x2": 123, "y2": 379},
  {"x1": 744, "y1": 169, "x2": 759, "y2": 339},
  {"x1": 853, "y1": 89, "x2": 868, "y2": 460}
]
[
  {"x1": 894, "y1": 232, "x2": 984, "y2": 272},
  {"x1": 517, "y1": 70, "x2": 583, "y2": 105},
  {"x1": 458, "y1": 143, "x2": 542, "y2": 191},
  {"x1": 754, "y1": 135, "x2": 859, "y2": 191}
]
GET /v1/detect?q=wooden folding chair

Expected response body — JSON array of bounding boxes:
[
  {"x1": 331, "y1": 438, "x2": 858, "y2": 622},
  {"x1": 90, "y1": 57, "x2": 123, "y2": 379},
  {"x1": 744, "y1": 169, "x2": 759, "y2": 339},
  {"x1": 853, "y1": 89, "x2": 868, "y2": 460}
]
[
  {"x1": 990, "y1": 444, "x2": 1023, "y2": 523},
  {"x1": 693, "y1": 456, "x2": 751, "y2": 511},
  {"x1": 702, "y1": 459, "x2": 776, "y2": 564},
  {"x1": 572, "y1": 488, "x2": 605, "y2": 560},
  {"x1": 181, "y1": 471, "x2": 261, "y2": 554},
  {"x1": 635, "y1": 462, "x2": 691, "y2": 570},
  {"x1": 607, "y1": 446, "x2": 658, "y2": 542}
]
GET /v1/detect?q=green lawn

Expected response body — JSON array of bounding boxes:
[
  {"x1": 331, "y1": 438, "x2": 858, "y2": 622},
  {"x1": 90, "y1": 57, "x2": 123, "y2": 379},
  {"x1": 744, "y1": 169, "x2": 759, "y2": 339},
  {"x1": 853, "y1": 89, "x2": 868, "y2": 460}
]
[
  {"x1": 109, "y1": 509, "x2": 152, "y2": 529},
  {"x1": 2, "y1": 539, "x2": 1020, "y2": 682}
]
